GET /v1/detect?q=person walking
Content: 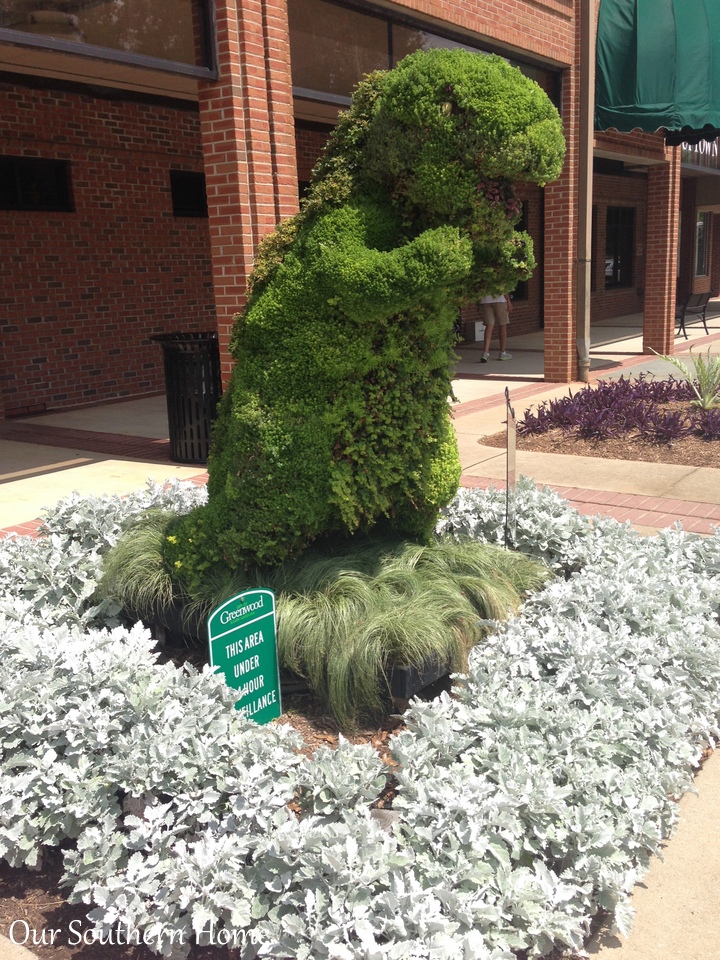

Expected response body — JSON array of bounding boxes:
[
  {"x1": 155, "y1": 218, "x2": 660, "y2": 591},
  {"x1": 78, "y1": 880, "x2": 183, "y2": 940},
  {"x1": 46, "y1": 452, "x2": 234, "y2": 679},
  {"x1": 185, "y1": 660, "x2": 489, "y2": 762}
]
[{"x1": 479, "y1": 293, "x2": 513, "y2": 362}]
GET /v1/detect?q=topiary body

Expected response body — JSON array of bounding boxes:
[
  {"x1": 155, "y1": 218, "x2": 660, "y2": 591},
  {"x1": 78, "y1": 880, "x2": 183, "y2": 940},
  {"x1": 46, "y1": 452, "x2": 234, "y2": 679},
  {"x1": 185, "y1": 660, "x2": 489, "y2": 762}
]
[{"x1": 167, "y1": 50, "x2": 564, "y2": 588}]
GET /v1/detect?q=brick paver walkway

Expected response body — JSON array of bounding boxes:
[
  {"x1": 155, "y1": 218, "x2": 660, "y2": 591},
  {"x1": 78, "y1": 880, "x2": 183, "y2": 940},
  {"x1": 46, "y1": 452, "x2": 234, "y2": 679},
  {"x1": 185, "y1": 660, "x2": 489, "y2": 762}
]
[{"x1": 460, "y1": 475, "x2": 720, "y2": 535}]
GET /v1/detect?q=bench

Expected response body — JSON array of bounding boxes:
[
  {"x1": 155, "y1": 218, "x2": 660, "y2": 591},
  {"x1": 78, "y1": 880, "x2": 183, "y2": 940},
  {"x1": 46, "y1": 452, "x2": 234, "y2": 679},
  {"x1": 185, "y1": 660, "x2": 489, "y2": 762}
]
[{"x1": 675, "y1": 291, "x2": 711, "y2": 338}]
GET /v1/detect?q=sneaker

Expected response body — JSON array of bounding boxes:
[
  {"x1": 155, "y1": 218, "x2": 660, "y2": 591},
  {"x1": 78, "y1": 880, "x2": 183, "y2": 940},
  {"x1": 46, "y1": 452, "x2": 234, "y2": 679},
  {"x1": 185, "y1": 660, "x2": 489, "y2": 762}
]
[
  {"x1": 498, "y1": 351, "x2": 512, "y2": 361},
  {"x1": 480, "y1": 352, "x2": 490, "y2": 363}
]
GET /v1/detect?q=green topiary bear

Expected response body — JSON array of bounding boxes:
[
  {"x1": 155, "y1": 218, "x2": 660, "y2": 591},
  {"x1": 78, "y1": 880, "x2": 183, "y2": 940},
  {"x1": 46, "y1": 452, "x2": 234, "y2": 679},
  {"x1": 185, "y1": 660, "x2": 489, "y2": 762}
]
[{"x1": 166, "y1": 49, "x2": 564, "y2": 588}]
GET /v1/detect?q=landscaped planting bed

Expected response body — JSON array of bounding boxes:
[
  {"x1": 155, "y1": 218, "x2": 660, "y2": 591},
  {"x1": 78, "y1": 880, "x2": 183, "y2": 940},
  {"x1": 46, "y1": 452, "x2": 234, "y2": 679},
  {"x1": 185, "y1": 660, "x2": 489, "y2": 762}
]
[
  {"x1": 483, "y1": 373, "x2": 720, "y2": 468},
  {"x1": 2, "y1": 479, "x2": 720, "y2": 958}
]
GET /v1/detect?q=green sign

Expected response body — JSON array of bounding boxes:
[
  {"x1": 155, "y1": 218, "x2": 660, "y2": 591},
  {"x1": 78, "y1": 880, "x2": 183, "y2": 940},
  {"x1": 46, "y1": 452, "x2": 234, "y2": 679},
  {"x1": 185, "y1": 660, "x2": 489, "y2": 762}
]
[{"x1": 207, "y1": 588, "x2": 281, "y2": 724}]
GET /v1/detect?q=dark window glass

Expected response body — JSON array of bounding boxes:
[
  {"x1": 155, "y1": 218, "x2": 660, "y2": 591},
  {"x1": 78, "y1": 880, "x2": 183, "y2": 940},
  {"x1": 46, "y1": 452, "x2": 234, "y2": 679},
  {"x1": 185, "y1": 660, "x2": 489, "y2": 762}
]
[
  {"x1": 170, "y1": 170, "x2": 208, "y2": 217},
  {"x1": 591, "y1": 204, "x2": 597, "y2": 292},
  {"x1": 289, "y1": 0, "x2": 389, "y2": 99},
  {"x1": 605, "y1": 206, "x2": 634, "y2": 288},
  {"x1": 392, "y1": 24, "x2": 476, "y2": 65},
  {"x1": 0, "y1": 0, "x2": 211, "y2": 69},
  {"x1": 695, "y1": 211, "x2": 710, "y2": 276},
  {"x1": 0, "y1": 156, "x2": 73, "y2": 211},
  {"x1": 288, "y1": 0, "x2": 558, "y2": 107}
]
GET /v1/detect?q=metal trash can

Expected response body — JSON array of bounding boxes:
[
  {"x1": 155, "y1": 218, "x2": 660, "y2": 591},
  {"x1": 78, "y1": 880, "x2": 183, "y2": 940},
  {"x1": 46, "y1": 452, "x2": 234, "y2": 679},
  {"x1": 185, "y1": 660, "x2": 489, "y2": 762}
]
[{"x1": 150, "y1": 332, "x2": 222, "y2": 464}]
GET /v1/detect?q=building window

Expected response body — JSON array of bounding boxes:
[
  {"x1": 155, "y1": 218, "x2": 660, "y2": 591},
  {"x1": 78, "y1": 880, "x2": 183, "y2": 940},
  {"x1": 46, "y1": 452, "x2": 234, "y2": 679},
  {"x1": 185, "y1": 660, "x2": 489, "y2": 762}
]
[
  {"x1": 0, "y1": 0, "x2": 213, "y2": 72},
  {"x1": 695, "y1": 211, "x2": 711, "y2": 276},
  {"x1": 0, "y1": 156, "x2": 73, "y2": 211},
  {"x1": 605, "y1": 206, "x2": 634, "y2": 288},
  {"x1": 591, "y1": 205, "x2": 598, "y2": 292},
  {"x1": 289, "y1": 0, "x2": 389, "y2": 101},
  {"x1": 288, "y1": 0, "x2": 559, "y2": 108},
  {"x1": 170, "y1": 170, "x2": 208, "y2": 217}
]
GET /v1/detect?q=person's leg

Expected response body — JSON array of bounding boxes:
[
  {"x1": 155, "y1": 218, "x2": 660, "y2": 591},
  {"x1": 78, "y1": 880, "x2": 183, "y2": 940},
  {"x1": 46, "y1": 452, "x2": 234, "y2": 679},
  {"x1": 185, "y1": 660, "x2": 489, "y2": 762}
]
[
  {"x1": 481, "y1": 303, "x2": 494, "y2": 360},
  {"x1": 494, "y1": 301, "x2": 510, "y2": 358},
  {"x1": 482, "y1": 322, "x2": 494, "y2": 355}
]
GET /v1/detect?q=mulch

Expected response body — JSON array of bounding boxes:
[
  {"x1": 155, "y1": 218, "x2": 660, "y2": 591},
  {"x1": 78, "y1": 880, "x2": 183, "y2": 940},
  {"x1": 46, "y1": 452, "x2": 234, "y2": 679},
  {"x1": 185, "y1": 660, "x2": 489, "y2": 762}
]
[{"x1": 482, "y1": 403, "x2": 720, "y2": 470}]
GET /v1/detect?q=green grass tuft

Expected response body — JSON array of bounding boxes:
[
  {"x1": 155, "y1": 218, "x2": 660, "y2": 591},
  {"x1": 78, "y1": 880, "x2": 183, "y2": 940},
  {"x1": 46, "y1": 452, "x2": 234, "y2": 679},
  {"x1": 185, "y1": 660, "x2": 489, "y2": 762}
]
[{"x1": 100, "y1": 510, "x2": 177, "y2": 615}]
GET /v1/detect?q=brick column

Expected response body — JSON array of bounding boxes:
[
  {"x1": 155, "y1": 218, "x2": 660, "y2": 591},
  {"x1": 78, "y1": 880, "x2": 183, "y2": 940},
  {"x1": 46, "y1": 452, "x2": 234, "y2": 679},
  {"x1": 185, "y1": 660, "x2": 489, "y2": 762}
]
[
  {"x1": 643, "y1": 150, "x2": 680, "y2": 356},
  {"x1": 543, "y1": 64, "x2": 579, "y2": 383},
  {"x1": 198, "y1": 0, "x2": 299, "y2": 383}
]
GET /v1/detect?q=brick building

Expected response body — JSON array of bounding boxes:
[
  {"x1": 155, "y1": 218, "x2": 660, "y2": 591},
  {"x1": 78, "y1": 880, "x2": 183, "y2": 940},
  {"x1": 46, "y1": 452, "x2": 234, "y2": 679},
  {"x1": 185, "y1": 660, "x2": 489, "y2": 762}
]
[{"x1": 0, "y1": 0, "x2": 716, "y2": 418}]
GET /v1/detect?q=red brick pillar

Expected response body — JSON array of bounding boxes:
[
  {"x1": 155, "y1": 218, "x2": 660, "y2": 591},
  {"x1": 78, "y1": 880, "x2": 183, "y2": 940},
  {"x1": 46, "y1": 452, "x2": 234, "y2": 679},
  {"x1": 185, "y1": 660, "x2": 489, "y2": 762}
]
[
  {"x1": 198, "y1": 0, "x2": 299, "y2": 383},
  {"x1": 643, "y1": 150, "x2": 680, "y2": 356},
  {"x1": 543, "y1": 66, "x2": 578, "y2": 383}
]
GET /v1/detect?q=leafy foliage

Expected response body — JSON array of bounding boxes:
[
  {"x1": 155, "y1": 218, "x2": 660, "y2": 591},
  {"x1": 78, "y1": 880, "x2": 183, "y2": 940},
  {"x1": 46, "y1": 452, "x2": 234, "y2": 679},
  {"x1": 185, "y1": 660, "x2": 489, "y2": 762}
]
[
  {"x1": 695, "y1": 407, "x2": 720, "y2": 440},
  {"x1": 636, "y1": 408, "x2": 693, "y2": 445},
  {"x1": 4, "y1": 481, "x2": 720, "y2": 958},
  {"x1": 166, "y1": 48, "x2": 565, "y2": 581},
  {"x1": 651, "y1": 348, "x2": 720, "y2": 409},
  {"x1": 575, "y1": 407, "x2": 619, "y2": 440},
  {"x1": 0, "y1": 481, "x2": 205, "y2": 629}
]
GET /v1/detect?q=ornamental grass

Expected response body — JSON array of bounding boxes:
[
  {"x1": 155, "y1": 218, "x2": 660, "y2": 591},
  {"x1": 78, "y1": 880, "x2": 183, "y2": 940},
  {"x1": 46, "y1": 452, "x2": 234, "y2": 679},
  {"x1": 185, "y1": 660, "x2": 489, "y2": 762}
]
[{"x1": 101, "y1": 526, "x2": 548, "y2": 727}]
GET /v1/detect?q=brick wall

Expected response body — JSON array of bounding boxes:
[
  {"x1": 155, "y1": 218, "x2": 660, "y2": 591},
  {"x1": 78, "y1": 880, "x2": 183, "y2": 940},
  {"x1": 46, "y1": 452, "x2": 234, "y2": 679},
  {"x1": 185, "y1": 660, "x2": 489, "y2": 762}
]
[
  {"x1": 643, "y1": 153, "x2": 680, "y2": 355},
  {"x1": 393, "y1": 0, "x2": 574, "y2": 68},
  {"x1": 1, "y1": 0, "x2": 689, "y2": 403},
  {"x1": 0, "y1": 80, "x2": 215, "y2": 418}
]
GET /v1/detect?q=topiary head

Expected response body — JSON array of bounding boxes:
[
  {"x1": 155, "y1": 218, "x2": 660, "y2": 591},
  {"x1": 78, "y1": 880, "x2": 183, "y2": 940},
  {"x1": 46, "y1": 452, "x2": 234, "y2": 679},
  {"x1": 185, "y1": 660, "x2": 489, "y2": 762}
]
[{"x1": 352, "y1": 48, "x2": 564, "y2": 230}]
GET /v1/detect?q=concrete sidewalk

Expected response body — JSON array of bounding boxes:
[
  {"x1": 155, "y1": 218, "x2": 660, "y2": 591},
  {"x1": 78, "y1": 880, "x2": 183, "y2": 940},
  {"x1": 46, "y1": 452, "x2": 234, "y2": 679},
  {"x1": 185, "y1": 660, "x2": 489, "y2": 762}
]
[
  {"x1": 588, "y1": 748, "x2": 720, "y2": 960},
  {"x1": 0, "y1": 395, "x2": 205, "y2": 534}
]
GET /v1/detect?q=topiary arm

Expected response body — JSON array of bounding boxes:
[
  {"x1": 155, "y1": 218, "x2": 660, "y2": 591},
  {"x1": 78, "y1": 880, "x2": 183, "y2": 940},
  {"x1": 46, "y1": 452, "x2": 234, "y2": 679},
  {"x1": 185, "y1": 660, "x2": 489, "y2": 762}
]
[{"x1": 309, "y1": 208, "x2": 473, "y2": 321}]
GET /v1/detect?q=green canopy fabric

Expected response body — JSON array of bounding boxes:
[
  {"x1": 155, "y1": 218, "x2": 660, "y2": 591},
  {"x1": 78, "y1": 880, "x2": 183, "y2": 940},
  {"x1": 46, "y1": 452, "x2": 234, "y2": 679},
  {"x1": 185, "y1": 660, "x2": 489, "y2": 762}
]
[{"x1": 595, "y1": 0, "x2": 720, "y2": 143}]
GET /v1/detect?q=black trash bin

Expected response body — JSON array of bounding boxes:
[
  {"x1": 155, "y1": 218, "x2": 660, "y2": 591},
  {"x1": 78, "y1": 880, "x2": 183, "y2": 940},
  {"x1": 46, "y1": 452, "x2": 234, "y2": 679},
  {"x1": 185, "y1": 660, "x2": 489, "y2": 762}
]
[{"x1": 151, "y1": 332, "x2": 222, "y2": 464}]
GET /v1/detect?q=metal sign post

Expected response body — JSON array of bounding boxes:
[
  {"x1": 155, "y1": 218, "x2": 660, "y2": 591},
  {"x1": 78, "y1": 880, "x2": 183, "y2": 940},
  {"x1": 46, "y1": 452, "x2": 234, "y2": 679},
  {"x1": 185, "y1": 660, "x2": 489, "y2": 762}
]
[
  {"x1": 504, "y1": 387, "x2": 517, "y2": 548},
  {"x1": 207, "y1": 588, "x2": 282, "y2": 724}
]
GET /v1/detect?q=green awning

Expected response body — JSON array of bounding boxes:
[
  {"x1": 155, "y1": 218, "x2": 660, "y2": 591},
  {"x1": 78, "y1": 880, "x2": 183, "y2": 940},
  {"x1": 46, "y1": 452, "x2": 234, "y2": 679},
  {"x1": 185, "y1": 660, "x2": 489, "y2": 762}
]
[{"x1": 595, "y1": 0, "x2": 720, "y2": 144}]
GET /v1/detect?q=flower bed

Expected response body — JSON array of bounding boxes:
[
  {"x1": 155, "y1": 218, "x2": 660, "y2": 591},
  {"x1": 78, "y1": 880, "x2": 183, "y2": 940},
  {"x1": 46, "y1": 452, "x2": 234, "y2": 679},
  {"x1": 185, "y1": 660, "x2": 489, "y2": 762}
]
[
  {"x1": 483, "y1": 374, "x2": 720, "y2": 469},
  {"x1": 515, "y1": 375, "x2": 720, "y2": 442},
  {"x1": 2, "y1": 479, "x2": 720, "y2": 958}
]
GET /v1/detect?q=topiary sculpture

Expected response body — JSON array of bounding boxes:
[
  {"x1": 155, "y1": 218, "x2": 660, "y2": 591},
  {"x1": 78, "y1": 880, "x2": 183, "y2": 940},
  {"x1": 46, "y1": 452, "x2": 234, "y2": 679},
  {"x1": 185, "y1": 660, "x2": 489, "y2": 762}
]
[{"x1": 166, "y1": 49, "x2": 564, "y2": 589}]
